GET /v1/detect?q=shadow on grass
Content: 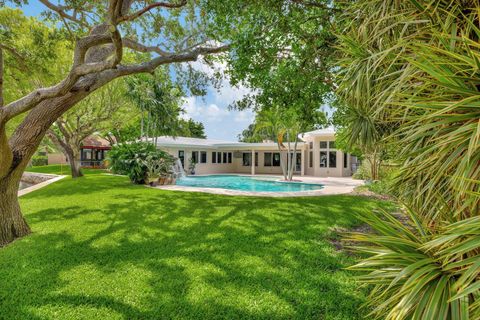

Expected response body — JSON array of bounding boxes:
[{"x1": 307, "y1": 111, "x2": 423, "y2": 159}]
[{"x1": 0, "y1": 175, "x2": 393, "y2": 319}]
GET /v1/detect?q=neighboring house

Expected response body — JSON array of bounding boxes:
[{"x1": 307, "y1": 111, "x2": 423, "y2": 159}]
[
  {"x1": 47, "y1": 135, "x2": 111, "y2": 168},
  {"x1": 154, "y1": 128, "x2": 358, "y2": 177}
]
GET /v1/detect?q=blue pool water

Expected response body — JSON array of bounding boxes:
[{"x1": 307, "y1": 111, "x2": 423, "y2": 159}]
[{"x1": 176, "y1": 175, "x2": 324, "y2": 192}]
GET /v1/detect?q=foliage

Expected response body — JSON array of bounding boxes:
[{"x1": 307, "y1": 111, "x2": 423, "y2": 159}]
[
  {"x1": 47, "y1": 78, "x2": 134, "y2": 177},
  {"x1": 337, "y1": 0, "x2": 480, "y2": 318},
  {"x1": 108, "y1": 142, "x2": 174, "y2": 184},
  {"x1": 188, "y1": 157, "x2": 196, "y2": 173},
  {"x1": 347, "y1": 209, "x2": 480, "y2": 320},
  {"x1": 125, "y1": 69, "x2": 185, "y2": 143},
  {"x1": 179, "y1": 118, "x2": 206, "y2": 139},
  {"x1": 237, "y1": 123, "x2": 268, "y2": 143},
  {"x1": 143, "y1": 155, "x2": 173, "y2": 181},
  {"x1": 3, "y1": 173, "x2": 394, "y2": 319},
  {"x1": 30, "y1": 155, "x2": 48, "y2": 167}
]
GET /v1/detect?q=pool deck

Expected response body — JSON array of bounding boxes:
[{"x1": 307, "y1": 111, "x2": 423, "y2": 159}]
[{"x1": 154, "y1": 175, "x2": 364, "y2": 197}]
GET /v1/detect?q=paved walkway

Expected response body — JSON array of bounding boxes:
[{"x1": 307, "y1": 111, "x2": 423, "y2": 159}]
[{"x1": 154, "y1": 175, "x2": 364, "y2": 197}]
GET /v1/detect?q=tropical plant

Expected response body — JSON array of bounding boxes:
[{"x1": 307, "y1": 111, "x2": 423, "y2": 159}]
[
  {"x1": 108, "y1": 142, "x2": 174, "y2": 184},
  {"x1": 188, "y1": 157, "x2": 197, "y2": 175},
  {"x1": 144, "y1": 156, "x2": 173, "y2": 183},
  {"x1": 336, "y1": 0, "x2": 480, "y2": 318}
]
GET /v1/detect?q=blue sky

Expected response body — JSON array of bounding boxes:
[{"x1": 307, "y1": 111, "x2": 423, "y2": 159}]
[{"x1": 8, "y1": 1, "x2": 255, "y2": 141}]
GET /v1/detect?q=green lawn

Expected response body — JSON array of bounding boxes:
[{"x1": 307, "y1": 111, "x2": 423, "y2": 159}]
[
  {"x1": 27, "y1": 164, "x2": 107, "y2": 175},
  {"x1": 1, "y1": 173, "x2": 392, "y2": 319}
]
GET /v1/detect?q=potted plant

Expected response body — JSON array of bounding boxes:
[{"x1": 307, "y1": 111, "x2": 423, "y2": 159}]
[{"x1": 188, "y1": 157, "x2": 197, "y2": 175}]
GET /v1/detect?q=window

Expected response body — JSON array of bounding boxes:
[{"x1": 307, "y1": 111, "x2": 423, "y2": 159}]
[
  {"x1": 329, "y1": 141, "x2": 336, "y2": 149},
  {"x1": 217, "y1": 152, "x2": 222, "y2": 163},
  {"x1": 309, "y1": 142, "x2": 313, "y2": 149},
  {"x1": 344, "y1": 153, "x2": 348, "y2": 168},
  {"x1": 228, "y1": 152, "x2": 232, "y2": 163},
  {"x1": 243, "y1": 152, "x2": 251, "y2": 166},
  {"x1": 200, "y1": 151, "x2": 207, "y2": 164},
  {"x1": 320, "y1": 151, "x2": 327, "y2": 167},
  {"x1": 273, "y1": 152, "x2": 281, "y2": 166},
  {"x1": 329, "y1": 151, "x2": 337, "y2": 168},
  {"x1": 255, "y1": 152, "x2": 258, "y2": 166},
  {"x1": 264, "y1": 152, "x2": 272, "y2": 166},
  {"x1": 309, "y1": 151, "x2": 313, "y2": 168},
  {"x1": 212, "y1": 152, "x2": 217, "y2": 163},
  {"x1": 178, "y1": 150, "x2": 185, "y2": 166},
  {"x1": 81, "y1": 149, "x2": 92, "y2": 160},
  {"x1": 223, "y1": 152, "x2": 227, "y2": 163},
  {"x1": 320, "y1": 141, "x2": 327, "y2": 149},
  {"x1": 191, "y1": 151, "x2": 198, "y2": 163}
]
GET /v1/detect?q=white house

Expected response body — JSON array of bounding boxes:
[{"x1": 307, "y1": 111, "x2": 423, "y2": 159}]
[{"x1": 154, "y1": 128, "x2": 357, "y2": 177}]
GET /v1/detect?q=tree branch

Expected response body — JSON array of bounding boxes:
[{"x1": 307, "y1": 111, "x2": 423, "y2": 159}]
[
  {"x1": 3, "y1": 34, "x2": 115, "y2": 121},
  {"x1": 112, "y1": 44, "x2": 230, "y2": 77},
  {"x1": 38, "y1": 0, "x2": 88, "y2": 27},
  {"x1": 117, "y1": 0, "x2": 187, "y2": 23},
  {"x1": 123, "y1": 38, "x2": 169, "y2": 56}
]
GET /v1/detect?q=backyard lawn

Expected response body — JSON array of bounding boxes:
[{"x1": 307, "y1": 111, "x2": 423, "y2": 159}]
[{"x1": 1, "y1": 172, "x2": 392, "y2": 319}]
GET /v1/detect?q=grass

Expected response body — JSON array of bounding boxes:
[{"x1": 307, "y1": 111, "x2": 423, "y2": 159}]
[
  {"x1": 1, "y1": 171, "x2": 393, "y2": 319},
  {"x1": 27, "y1": 164, "x2": 107, "y2": 175}
]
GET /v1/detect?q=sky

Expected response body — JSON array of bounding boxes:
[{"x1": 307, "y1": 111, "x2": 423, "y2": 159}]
[{"x1": 8, "y1": 1, "x2": 256, "y2": 141}]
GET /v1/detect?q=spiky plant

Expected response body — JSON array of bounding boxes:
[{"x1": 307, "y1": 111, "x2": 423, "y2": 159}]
[{"x1": 336, "y1": 0, "x2": 480, "y2": 318}]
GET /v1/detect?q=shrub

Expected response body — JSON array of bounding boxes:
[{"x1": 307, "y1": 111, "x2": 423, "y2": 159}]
[
  {"x1": 108, "y1": 142, "x2": 174, "y2": 184},
  {"x1": 31, "y1": 155, "x2": 48, "y2": 166}
]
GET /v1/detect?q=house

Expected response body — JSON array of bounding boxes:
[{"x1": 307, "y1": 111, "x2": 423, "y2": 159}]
[
  {"x1": 154, "y1": 128, "x2": 358, "y2": 177},
  {"x1": 47, "y1": 135, "x2": 111, "y2": 168}
]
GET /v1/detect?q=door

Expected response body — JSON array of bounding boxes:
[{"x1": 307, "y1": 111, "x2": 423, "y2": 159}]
[
  {"x1": 296, "y1": 153, "x2": 301, "y2": 172},
  {"x1": 178, "y1": 150, "x2": 185, "y2": 167}
]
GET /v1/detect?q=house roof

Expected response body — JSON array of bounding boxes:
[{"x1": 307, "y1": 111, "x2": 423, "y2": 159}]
[
  {"x1": 301, "y1": 127, "x2": 336, "y2": 139},
  {"x1": 151, "y1": 136, "x2": 304, "y2": 150},
  {"x1": 82, "y1": 135, "x2": 111, "y2": 148}
]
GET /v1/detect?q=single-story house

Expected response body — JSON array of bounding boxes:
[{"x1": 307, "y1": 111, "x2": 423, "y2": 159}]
[
  {"x1": 154, "y1": 128, "x2": 358, "y2": 177},
  {"x1": 47, "y1": 135, "x2": 111, "y2": 168}
]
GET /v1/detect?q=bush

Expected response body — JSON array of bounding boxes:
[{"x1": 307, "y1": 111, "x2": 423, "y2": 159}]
[
  {"x1": 108, "y1": 142, "x2": 174, "y2": 184},
  {"x1": 31, "y1": 155, "x2": 48, "y2": 166}
]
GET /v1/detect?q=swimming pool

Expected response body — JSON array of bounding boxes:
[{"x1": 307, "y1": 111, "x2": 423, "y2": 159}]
[{"x1": 175, "y1": 175, "x2": 324, "y2": 192}]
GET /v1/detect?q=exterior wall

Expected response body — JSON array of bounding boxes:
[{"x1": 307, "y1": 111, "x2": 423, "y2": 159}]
[
  {"x1": 158, "y1": 136, "x2": 353, "y2": 178},
  {"x1": 162, "y1": 147, "x2": 236, "y2": 175},
  {"x1": 48, "y1": 153, "x2": 68, "y2": 165},
  {"x1": 302, "y1": 134, "x2": 353, "y2": 177}
]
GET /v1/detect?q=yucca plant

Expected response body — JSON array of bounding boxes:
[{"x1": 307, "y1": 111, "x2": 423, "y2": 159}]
[
  {"x1": 336, "y1": 0, "x2": 480, "y2": 318},
  {"x1": 347, "y1": 207, "x2": 480, "y2": 319}
]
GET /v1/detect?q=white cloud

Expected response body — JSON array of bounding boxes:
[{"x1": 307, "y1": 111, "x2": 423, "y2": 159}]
[
  {"x1": 180, "y1": 58, "x2": 257, "y2": 140},
  {"x1": 234, "y1": 110, "x2": 254, "y2": 123}
]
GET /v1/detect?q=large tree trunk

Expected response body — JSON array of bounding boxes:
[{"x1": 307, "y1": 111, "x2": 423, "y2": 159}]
[
  {"x1": 0, "y1": 91, "x2": 91, "y2": 246},
  {"x1": 0, "y1": 169, "x2": 31, "y2": 246},
  {"x1": 66, "y1": 147, "x2": 83, "y2": 178}
]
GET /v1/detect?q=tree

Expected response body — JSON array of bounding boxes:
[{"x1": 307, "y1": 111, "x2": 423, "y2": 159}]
[
  {"x1": 336, "y1": 1, "x2": 480, "y2": 318},
  {"x1": 0, "y1": 1, "x2": 228, "y2": 246},
  {"x1": 237, "y1": 123, "x2": 268, "y2": 143},
  {"x1": 207, "y1": 0, "x2": 336, "y2": 180},
  {"x1": 125, "y1": 70, "x2": 185, "y2": 145},
  {"x1": 47, "y1": 79, "x2": 132, "y2": 177},
  {"x1": 179, "y1": 118, "x2": 206, "y2": 139},
  {"x1": 255, "y1": 104, "x2": 327, "y2": 181}
]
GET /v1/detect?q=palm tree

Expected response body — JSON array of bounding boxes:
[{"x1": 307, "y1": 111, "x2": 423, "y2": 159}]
[{"x1": 337, "y1": 1, "x2": 480, "y2": 318}]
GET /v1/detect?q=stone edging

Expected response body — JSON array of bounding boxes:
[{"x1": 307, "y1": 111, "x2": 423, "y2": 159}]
[{"x1": 18, "y1": 173, "x2": 67, "y2": 197}]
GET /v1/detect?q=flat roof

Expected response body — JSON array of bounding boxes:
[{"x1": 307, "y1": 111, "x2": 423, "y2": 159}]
[
  {"x1": 301, "y1": 127, "x2": 336, "y2": 138},
  {"x1": 150, "y1": 136, "x2": 305, "y2": 150}
]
